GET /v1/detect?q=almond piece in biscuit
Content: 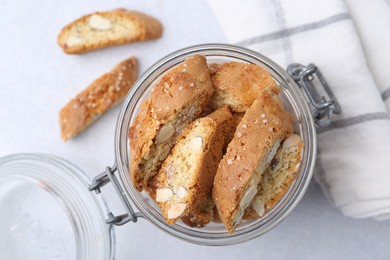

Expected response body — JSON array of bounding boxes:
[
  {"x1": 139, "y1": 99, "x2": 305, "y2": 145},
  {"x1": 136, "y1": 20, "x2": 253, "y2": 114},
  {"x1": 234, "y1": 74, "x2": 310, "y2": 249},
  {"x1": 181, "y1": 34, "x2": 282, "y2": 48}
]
[
  {"x1": 210, "y1": 62, "x2": 279, "y2": 113},
  {"x1": 212, "y1": 87, "x2": 292, "y2": 233},
  {"x1": 58, "y1": 9, "x2": 163, "y2": 54},
  {"x1": 243, "y1": 134, "x2": 304, "y2": 220},
  {"x1": 59, "y1": 57, "x2": 138, "y2": 141},
  {"x1": 129, "y1": 55, "x2": 214, "y2": 192}
]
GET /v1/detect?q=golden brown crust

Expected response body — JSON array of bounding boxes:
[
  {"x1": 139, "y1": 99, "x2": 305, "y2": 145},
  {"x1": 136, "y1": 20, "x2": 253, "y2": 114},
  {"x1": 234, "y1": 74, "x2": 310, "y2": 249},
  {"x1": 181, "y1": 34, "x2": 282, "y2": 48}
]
[
  {"x1": 58, "y1": 9, "x2": 163, "y2": 54},
  {"x1": 129, "y1": 55, "x2": 214, "y2": 192},
  {"x1": 59, "y1": 57, "x2": 138, "y2": 141},
  {"x1": 206, "y1": 106, "x2": 234, "y2": 150},
  {"x1": 210, "y1": 62, "x2": 279, "y2": 112},
  {"x1": 212, "y1": 87, "x2": 291, "y2": 233},
  {"x1": 223, "y1": 112, "x2": 245, "y2": 151}
]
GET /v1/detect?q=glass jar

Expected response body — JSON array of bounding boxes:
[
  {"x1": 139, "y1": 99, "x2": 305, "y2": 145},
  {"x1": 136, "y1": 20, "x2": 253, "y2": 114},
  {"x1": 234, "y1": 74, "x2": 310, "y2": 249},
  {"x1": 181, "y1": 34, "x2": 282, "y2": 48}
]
[
  {"x1": 0, "y1": 154, "x2": 114, "y2": 260},
  {"x1": 0, "y1": 44, "x2": 340, "y2": 256},
  {"x1": 112, "y1": 44, "x2": 320, "y2": 245}
]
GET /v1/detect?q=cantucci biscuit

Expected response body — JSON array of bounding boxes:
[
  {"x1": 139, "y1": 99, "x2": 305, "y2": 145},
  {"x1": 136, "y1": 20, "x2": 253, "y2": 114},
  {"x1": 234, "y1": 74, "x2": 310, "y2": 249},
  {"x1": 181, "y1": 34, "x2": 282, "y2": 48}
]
[
  {"x1": 129, "y1": 55, "x2": 214, "y2": 192},
  {"x1": 210, "y1": 62, "x2": 278, "y2": 112},
  {"x1": 155, "y1": 118, "x2": 223, "y2": 224},
  {"x1": 244, "y1": 134, "x2": 304, "y2": 220},
  {"x1": 180, "y1": 106, "x2": 234, "y2": 227},
  {"x1": 212, "y1": 87, "x2": 291, "y2": 233},
  {"x1": 59, "y1": 57, "x2": 138, "y2": 141},
  {"x1": 58, "y1": 9, "x2": 163, "y2": 54}
]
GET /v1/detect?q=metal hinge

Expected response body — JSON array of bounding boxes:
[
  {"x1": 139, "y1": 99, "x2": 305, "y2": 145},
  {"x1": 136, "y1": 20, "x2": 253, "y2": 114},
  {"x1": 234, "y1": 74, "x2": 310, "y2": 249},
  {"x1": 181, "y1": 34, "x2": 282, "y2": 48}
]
[
  {"x1": 287, "y1": 63, "x2": 341, "y2": 128},
  {"x1": 89, "y1": 164, "x2": 142, "y2": 226}
]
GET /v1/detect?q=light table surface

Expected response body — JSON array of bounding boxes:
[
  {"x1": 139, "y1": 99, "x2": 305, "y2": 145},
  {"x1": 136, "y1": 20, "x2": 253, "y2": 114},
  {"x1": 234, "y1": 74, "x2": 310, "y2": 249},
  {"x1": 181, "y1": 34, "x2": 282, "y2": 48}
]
[{"x1": 0, "y1": 0, "x2": 389, "y2": 259}]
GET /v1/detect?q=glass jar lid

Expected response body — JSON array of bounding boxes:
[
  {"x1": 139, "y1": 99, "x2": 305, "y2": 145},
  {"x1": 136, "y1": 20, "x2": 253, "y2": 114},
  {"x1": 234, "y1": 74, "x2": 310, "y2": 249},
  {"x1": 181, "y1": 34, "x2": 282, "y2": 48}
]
[{"x1": 0, "y1": 154, "x2": 114, "y2": 260}]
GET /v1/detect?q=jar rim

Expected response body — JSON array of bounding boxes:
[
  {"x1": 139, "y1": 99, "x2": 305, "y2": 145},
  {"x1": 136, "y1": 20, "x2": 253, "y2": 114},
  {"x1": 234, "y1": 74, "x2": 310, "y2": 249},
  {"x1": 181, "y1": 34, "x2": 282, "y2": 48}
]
[
  {"x1": 0, "y1": 153, "x2": 115, "y2": 259},
  {"x1": 114, "y1": 44, "x2": 317, "y2": 245}
]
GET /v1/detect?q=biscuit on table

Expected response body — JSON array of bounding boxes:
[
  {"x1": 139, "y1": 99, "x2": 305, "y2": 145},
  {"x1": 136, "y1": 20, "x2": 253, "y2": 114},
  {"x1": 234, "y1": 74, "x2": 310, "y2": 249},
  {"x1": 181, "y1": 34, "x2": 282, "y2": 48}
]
[
  {"x1": 59, "y1": 57, "x2": 138, "y2": 141},
  {"x1": 58, "y1": 9, "x2": 163, "y2": 54}
]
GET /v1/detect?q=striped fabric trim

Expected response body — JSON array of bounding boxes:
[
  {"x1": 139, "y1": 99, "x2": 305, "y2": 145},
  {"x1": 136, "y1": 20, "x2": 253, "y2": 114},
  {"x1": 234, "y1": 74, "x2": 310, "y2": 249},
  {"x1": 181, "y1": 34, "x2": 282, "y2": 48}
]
[
  {"x1": 237, "y1": 13, "x2": 351, "y2": 46},
  {"x1": 318, "y1": 112, "x2": 390, "y2": 133},
  {"x1": 381, "y1": 87, "x2": 390, "y2": 101},
  {"x1": 271, "y1": 0, "x2": 294, "y2": 64}
]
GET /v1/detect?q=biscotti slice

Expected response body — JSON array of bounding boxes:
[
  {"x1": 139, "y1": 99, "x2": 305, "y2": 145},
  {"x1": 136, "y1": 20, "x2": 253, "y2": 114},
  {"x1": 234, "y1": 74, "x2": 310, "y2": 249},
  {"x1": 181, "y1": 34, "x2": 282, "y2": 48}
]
[
  {"x1": 212, "y1": 87, "x2": 291, "y2": 233},
  {"x1": 58, "y1": 9, "x2": 163, "y2": 54},
  {"x1": 243, "y1": 135, "x2": 304, "y2": 220},
  {"x1": 179, "y1": 106, "x2": 234, "y2": 227},
  {"x1": 129, "y1": 55, "x2": 214, "y2": 191},
  {"x1": 59, "y1": 57, "x2": 138, "y2": 141},
  {"x1": 155, "y1": 117, "x2": 223, "y2": 224},
  {"x1": 209, "y1": 62, "x2": 278, "y2": 112}
]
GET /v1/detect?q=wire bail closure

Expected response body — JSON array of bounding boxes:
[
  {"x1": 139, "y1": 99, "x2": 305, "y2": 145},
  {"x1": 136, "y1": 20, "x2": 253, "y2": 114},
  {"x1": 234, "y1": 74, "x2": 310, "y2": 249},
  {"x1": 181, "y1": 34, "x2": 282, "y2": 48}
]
[
  {"x1": 287, "y1": 63, "x2": 341, "y2": 128},
  {"x1": 89, "y1": 164, "x2": 142, "y2": 226}
]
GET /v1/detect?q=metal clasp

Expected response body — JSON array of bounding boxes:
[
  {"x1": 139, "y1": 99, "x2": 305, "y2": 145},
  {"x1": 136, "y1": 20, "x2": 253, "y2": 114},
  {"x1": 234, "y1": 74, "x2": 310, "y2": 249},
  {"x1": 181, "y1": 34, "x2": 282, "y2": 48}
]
[
  {"x1": 89, "y1": 163, "x2": 142, "y2": 226},
  {"x1": 287, "y1": 63, "x2": 341, "y2": 128}
]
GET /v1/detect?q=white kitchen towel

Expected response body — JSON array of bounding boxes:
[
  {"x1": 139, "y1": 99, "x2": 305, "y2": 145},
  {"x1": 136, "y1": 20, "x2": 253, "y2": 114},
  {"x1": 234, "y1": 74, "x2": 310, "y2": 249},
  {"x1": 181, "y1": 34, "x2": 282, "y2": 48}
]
[
  {"x1": 345, "y1": 0, "x2": 390, "y2": 113},
  {"x1": 207, "y1": 0, "x2": 390, "y2": 219}
]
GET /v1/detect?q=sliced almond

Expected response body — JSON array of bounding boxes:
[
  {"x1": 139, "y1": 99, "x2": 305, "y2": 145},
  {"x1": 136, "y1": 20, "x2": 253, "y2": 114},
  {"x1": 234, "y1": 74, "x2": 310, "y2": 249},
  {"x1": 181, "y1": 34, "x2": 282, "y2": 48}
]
[
  {"x1": 252, "y1": 197, "x2": 265, "y2": 217},
  {"x1": 189, "y1": 136, "x2": 203, "y2": 151},
  {"x1": 65, "y1": 35, "x2": 84, "y2": 47},
  {"x1": 156, "y1": 123, "x2": 175, "y2": 144},
  {"x1": 167, "y1": 203, "x2": 187, "y2": 219},
  {"x1": 187, "y1": 105, "x2": 197, "y2": 118},
  {"x1": 239, "y1": 182, "x2": 257, "y2": 209},
  {"x1": 283, "y1": 135, "x2": 301, "y2": 149},
  {"x1": 176, "y1": 186, "x2": 187, "y2": 199},
  {"x1": 88, "y1": 14, "x2": 113, "y2": 30},
  {"x1": 156, "y1": 188, "x2": 173, "y2": 203},
  {"x1": 166, "y1": 164, "x2": 177, "y2": 185},
  {"x1": 165, "y1": 163, "x2": 175, "y2": 175}
]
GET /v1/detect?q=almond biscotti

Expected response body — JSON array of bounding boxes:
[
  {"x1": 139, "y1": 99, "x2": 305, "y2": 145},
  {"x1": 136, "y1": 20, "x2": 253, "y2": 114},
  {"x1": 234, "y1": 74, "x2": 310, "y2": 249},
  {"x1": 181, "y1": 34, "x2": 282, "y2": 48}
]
[
  {"x1": 129, "y1": 55, "x2": 214, "y2": 192},
  {"x1": 209, "y1": 62, "x2": 278, "y2": 113},
  {"x1": 155, "y1": 117, "x2": 223, "y2": 224},
  {"x1": 59, "y1": 56, "x2": 138, "y2": 141},
  {"x1": 58, "y1": 9, "x2": 163, "y2": 54},
  {"x1": 180, "y1": 106, "x2": 234, "y2": 227},
  {"x1": 244, "y1": 134, "x2": 304, "y2": 220},
  {"x1": 212, "y1": 87, "x2": 292, "y2": 233}
]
